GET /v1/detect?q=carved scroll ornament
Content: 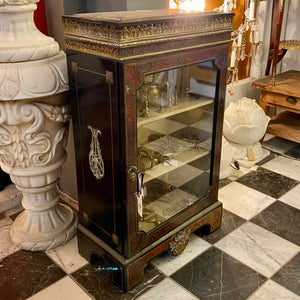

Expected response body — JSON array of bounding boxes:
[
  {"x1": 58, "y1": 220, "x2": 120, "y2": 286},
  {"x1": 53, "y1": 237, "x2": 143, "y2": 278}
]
[{"x1": 0, "y1": 101, "x2": 70, "y2": 169}]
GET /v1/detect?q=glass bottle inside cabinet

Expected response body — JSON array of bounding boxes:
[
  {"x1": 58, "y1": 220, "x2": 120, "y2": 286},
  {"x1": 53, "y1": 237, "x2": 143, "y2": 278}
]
[{"x1": 137, "y1": 60, "x2": 217, "y2": 232}]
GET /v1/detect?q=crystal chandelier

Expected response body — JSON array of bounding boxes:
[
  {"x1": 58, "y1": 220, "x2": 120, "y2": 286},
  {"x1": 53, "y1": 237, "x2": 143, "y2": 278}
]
[{"x1": 226, "y1": 0, "x2": 263, "y2": 94}]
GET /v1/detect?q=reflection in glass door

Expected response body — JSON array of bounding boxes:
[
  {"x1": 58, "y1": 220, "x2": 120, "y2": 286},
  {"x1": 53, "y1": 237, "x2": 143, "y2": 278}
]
[{"x1": 136, "y1": 61, "x2": 217, "y2": 232}]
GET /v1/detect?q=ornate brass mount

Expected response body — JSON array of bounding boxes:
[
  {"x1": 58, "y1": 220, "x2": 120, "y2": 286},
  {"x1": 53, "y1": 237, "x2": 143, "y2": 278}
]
[
  {"x1": 88, "y1": 126, "x2": 105, "y2": 180},
  {"x1": 127, "y1": 166, "x2": 138, "y2": 182},
  {"x1": 138, "y1": 147, "x2": 172, "y2": 172},
  {"x1": 137, "y1": 75, "x2": 175, "y2": 117},
  {"x1": 142, "y1": 207, "x2": 162, "y2": 226},
  {"x1": 169, "y1": 229, "x2": 191, "y2": 256}
]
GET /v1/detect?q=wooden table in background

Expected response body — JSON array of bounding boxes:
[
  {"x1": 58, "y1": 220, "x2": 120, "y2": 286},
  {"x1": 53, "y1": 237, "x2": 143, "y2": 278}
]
[{"x1": 252, "y1": 70, "x2": 300, "y2": 143}]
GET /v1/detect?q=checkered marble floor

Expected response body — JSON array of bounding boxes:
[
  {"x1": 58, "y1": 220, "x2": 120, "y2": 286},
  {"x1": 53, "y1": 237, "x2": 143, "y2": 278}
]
[{"x1": 1, "y1": 151, "x2": 300, "y2": 300}]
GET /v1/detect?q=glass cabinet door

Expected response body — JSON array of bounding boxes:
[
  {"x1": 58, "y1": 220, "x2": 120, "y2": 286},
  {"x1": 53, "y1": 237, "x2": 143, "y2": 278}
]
[{"x1": 137, "y1": 60, "x2": 218, "y2": 232}]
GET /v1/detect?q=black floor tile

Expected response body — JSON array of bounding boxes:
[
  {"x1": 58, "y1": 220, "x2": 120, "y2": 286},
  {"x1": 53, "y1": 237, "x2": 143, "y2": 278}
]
[
  {"x1": 285, "y1": 144, "x2": 300, "y2": 160},
  {"x1": 169, "y1": 110, "x2": 209, "y2": 125},
  {"x1": 237, "y1": 167, "x2": 298, "y2": 199},
  {"x1": 71, "y1": 261, "x2": 164, "y2": 300},
  {"x1": 255, "y1": 152, "x2": 277, "y2": 166},
  {"x1": 219, "y1": 177, "x2": 233, "y2": 189},
  {"x1": 250, "y1": 201, "x2": 300, "y2": 246},
  {"x1": 171, "y1": 247, "x2": 266, "y2": 300},
  {"x1": 272, "y1": 252, "x2": 300, "y2": 296},
  {"x1": 188, "y1": 153, "x2": 211, "y2": 171},
  {"x1": 179, "y1": 172, "x2": 210, "y2": 199},
  {"x1": 143, "y1": 178, "x2": 175, "y2": 205},
  {"x1": 196, "y1": 209, "x2": 246, "y2": 244},
  {"x1": 170, "y1": 126, "x2": 212, "y2": 143},
  {"x1": 0, "y1": 250, "x2": 66, "y2": 300},
  {"x1": 8, "y1": 209, "x2": 24, "y2": 221}
]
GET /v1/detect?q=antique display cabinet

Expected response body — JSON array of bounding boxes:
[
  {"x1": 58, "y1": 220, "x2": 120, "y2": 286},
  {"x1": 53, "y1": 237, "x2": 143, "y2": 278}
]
[{"x1": 63, "y1": 9, "x2": 233, "y2": 291}]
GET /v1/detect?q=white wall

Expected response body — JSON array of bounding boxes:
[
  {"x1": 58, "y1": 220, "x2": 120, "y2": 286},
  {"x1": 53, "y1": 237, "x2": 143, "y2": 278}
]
[
  {"x1": 127, "y1": 0, "x2": 168, "y2": 10},
  {"x1": 280, "y1": 0, "x2": 300, "y2": 73},
  {"x1": 86, "y1": 0, "x2": 126, "y2": 12},
  {"x1": 63, "y1": 0, "x2": 87, "y2": 15},
  {"x1": 225, "y1": 78, "x2": 261, "y2": 108},
  {"x1": 44, "y1": 0, "x2": 66, "y2": 49}
]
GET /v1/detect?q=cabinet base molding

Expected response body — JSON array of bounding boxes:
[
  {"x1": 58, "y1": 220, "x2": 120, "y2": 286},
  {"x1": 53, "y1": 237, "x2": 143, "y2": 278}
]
[{"x1": 77, "y1": 201, "x2": 222, "y2": 291}]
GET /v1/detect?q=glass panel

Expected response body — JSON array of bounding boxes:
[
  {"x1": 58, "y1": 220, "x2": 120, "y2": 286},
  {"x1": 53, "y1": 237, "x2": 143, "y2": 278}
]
[{"x1": 136, "y1": 60, "x2": 217, "y2": 233}]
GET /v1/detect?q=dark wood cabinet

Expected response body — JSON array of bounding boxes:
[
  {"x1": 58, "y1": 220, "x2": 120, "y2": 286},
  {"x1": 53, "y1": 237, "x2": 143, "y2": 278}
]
[{"x1": 63, "y1": 9, "x2": 233, "y2": 291}]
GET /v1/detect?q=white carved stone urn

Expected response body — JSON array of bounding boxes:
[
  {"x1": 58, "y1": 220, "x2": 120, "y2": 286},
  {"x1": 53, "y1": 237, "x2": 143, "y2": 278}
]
[
  {"x1": 223, "y1": 97, "x2": 270, "y2": 167},
  {"x1": 220, "y1": 136, "x2": 233, "y2": 179},
  {"x1": 0, "y1": 0, "x2": 77, "y2": 250}
]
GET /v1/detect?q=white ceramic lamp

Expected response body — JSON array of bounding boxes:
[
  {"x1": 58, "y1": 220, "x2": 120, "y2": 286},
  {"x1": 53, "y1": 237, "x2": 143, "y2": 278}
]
[{"x1": 223, "y1": 97, "x2": 270, "y2": 167}]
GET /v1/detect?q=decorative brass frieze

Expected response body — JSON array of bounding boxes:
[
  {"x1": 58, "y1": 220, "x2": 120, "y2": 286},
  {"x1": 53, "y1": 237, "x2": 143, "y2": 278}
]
[
  {"x1": 63, "y1": 12, "x2": 233, "y2": 61},
  {"x1": 63, "y1": 16, "x2": 233, "y2": 42},
  {"x1": 65, "y1": 35, "x2": 230, "y2": 62}
]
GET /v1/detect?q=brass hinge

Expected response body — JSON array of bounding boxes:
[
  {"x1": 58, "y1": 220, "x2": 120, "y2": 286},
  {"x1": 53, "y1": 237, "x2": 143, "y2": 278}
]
[
  {"x1": 112, "y1": 234, "x2": 119, "y2": 245},
  {"x1": 72, "y1": 61, "x2": 78, "y2": 73},
  {"x1": 105, "y1": 71, "x2": 113, "y2": 84},
  {"x1": 82, "y1": 212, "x2": 89, "y2": 224}
]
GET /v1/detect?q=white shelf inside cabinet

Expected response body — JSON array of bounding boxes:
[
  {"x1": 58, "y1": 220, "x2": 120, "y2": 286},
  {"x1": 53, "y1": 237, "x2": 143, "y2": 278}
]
[
  {"x1": 143, "y1": 147, "x2": 210, "y2": 183},
  {"x1": 137, "y1": 96, "x2": 214, "y2": 127}
]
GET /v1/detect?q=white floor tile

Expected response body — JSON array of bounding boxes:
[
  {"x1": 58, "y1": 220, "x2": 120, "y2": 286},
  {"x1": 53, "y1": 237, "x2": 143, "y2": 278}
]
[
  {"x1": 151, "y1": 234, "x2": 210, "y2": 276},
  {"x1": 190, "y1": 114, "x2": 213, "y2": 132},
  {"x1": 136, "y1": 278, "x2": 198, "y2": 300},
  {"x1": 0, "y1": 184, "x2": 22, "y2": 214},
  {"x1": 215, "y1": 222, "x2": 299, "y2": 278},
  {"x1": 262, "y1": 156, "x2": 300, "y2": 181},
  {"x1": 26, "y1": 276, "x2": 92, "y2": 300},
  {"x1": 248, "y1": 279, "x2": 300, "y2": 300},
  {"x1": 279, "y1": 184, "x2": 300, "y2": 210},
  {"x1": 0, "y1": 217, "x2": 20, "y2": 259},
  {"x1": 218, "y1": 182, "x2": 276, "y2": 220},
  {"x1": 158, "y1": 164, "x2": 203, "y2": 187},
  {"x1": 226, "y1": 165, "x2": 252, "y2": 181},
  {"x1": 142, "y1": 118, "x2": 186, "y2": 135},
  {"x1": 46, "y1": 236, "x2": 88, "y2": 274}
]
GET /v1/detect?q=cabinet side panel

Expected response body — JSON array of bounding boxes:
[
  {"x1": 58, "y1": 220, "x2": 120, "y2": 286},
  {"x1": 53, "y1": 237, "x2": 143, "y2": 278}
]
[{"x1": 67, "y1": 51, "x2": 123, "y2": 251}]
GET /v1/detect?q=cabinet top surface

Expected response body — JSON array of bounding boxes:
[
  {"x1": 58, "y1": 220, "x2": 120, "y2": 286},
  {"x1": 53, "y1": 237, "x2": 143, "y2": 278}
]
[
  {"x1": 252, "y1": 70, "x2": 300, "y2": 97},
  {"x1": 63, "y1": 9, "x2": 233, "y2": 62},
  {"x1": 64, "y1": 9, "x2": 233, "y2": 25}
]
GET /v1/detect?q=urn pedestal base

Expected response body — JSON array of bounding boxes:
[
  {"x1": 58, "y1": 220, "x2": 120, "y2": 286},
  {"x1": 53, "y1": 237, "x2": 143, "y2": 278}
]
[
  {"x1": 226, "y1": 140, "x2": 270, "y2": 168},
  {"x1": 11, "y1": 203, "x2": 77, "y2": 251},
  {"x1": 0, "y1": 95, "x2": 77, "y2": 251}
]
